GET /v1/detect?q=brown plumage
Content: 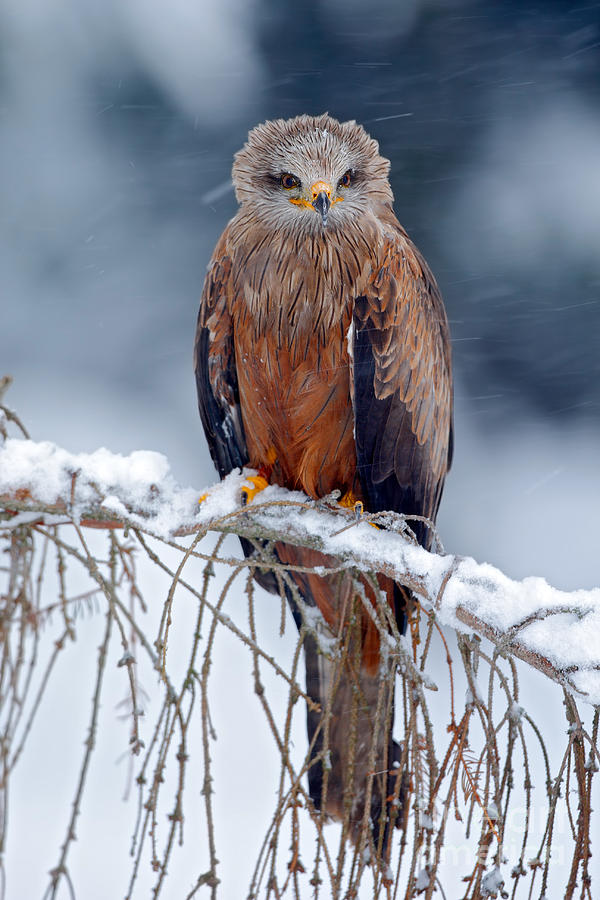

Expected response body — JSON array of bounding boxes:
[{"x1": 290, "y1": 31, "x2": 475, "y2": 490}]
[{"x1": 195, "y1": 113, "x2": 453, "y2": 856}]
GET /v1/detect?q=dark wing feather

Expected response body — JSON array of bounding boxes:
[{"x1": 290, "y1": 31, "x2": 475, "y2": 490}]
[
  {"x1": 195, "y1": 230, "x2": 285, "y2": 594},
  {"x1": 194, "y1": 230, "x2": 248, "y2": 478},
  {"x1": 352, "y1": 229, "x2": 453, "y2": 550}
]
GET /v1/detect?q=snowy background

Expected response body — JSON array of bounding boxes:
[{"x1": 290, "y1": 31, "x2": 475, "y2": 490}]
[{"x1": 1, "y1": 0, "x2": 599, "y2": 896}]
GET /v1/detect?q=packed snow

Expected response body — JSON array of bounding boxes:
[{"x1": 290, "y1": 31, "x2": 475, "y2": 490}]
[{"x1": 1, "y1": 436, "x2": 599, "y2": 704}]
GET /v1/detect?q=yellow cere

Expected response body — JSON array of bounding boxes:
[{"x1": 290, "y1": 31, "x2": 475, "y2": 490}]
[{"x1": 289, "y1": 179, "x2": 344, "y2": 212}]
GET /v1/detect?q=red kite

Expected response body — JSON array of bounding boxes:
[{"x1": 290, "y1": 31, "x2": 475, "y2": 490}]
[{"x1": 195, "y1": 113, "x2": 453, "y2": 855}]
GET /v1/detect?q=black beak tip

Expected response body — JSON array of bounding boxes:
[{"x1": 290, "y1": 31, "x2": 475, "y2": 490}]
[{"x1": 312, "y1": 191, "x2": 331, "y2": 226}]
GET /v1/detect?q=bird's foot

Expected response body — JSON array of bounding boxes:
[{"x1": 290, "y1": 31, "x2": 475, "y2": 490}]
[
  {"x1": 339, "y1": 491, "x2": 362, "y2": 517},
  {"x1": 241, "y1": 472, "x2": 269, "y2": 505},
  {"x1": 338, "y1": 491, "x2": 380, "y2": 528}
]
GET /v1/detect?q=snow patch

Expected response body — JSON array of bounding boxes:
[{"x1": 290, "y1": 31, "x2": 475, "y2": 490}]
[
  {"x1": 2, "y1": 437, "x2": 600, "y2": 704},
  {"x1": 0, "y1": 438, "x2": 200, "y2": 538},
  {"x1": 481, "y1": 865, "x2": 504, "y2": 897}
]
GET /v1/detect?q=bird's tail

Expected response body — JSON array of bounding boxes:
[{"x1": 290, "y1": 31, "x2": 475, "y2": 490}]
[
  {"x1": 275, "y1": 543, "x2": 408, "y2": 859},
  {"x1": 303, "y1": 626, "x2": 405, "y2": 854}
]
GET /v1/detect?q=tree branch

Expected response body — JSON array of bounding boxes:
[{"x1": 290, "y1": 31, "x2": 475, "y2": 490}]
[{"x1": 1, "y1": 436, "x2": 599, "y2": 705}]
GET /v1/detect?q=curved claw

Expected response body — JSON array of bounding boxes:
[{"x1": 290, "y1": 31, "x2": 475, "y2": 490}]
[
  {"x1": 241, "y1": 474, "x2": 269, "y2": 505},
  {"x1": 339, "y1": 492, "x2": 380, "y2": 529}
]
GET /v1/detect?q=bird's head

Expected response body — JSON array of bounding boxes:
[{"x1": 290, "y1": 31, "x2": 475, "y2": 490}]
[{"x1": 232, "y1": 113, "x2": 393, "y2": 234}]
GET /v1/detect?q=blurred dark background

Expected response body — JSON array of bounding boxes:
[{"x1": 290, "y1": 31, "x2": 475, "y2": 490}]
[{"x1": 1, "y1": 0, "x2": 599, "y2": 585}]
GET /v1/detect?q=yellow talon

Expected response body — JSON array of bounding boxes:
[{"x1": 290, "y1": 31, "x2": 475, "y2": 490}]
[
  {"x1": 198, "y1": 492, "x2": 208, "y2": 505},
  {"x1": 339, "y1": 493, "x2": 364, "y2": 521},
  {"x1": 352, "y1": 500, "x2": 380, "y2": 528},
  {"x1": 339, "y1": 493, "x2": 380, "y2": 529},
  {"x1": 241, "y1": 474, "x2": 269, "y2": 505}
]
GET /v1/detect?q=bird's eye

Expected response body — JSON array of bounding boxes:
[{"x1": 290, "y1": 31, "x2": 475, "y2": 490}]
[
  {"x1": 338, "y1": 169, "x2": 353, "y2": 188},
  {"x1": 280, "y1": 173, "x2": 300, "y2": 190}
]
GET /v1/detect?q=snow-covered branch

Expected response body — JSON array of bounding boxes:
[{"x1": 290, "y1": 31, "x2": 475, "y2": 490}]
[{"x1": 1, "y1": 436, "x2": 599, "y2": 705}]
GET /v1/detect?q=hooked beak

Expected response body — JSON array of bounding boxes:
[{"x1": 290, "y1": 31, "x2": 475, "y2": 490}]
[{"x1": 311, "y1": 181, "x2": 332, "y2": 226}]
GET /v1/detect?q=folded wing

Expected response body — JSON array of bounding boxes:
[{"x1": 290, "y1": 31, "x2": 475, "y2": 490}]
[
  {"x1": 352, "y1": 228, "x2": 453, "y2": 549},
  {"x1": 194, "y1": 230, "x2": 248, "y2": 478}
]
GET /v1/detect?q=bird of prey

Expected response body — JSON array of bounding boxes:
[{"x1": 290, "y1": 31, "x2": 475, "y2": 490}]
[{"x1": 195, "y1": 113, "x2": 453, "y2": 857}]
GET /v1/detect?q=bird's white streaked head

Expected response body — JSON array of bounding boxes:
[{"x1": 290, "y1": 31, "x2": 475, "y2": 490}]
[{"x1": 232, "y1": 113, "x2": 393, "y2": 233}]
